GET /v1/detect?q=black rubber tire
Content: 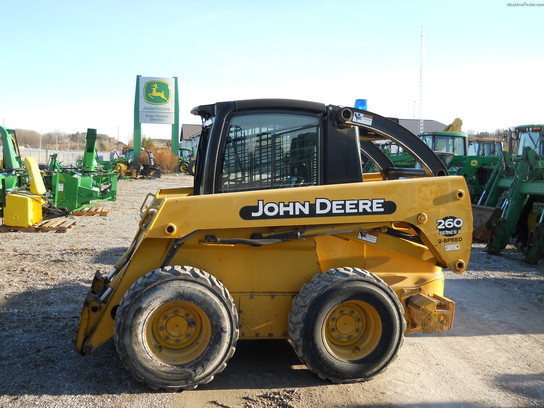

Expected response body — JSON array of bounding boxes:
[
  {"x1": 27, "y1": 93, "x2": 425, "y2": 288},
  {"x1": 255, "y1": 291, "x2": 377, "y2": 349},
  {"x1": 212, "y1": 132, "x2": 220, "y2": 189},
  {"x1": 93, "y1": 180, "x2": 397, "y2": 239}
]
[
  {"x1": 114, "y1": 265, "x2": 238, "y2": 391},
  {"x1": 188, "y1": 161, "x2": 196, "y2": 176},
  {"x1": 288, "y1": 267, "x2": 406, "y2": 383}
]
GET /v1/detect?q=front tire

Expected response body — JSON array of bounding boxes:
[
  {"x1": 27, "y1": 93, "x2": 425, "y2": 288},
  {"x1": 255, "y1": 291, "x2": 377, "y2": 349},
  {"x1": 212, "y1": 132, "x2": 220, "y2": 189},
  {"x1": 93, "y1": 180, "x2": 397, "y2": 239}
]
[
  {"x1": 114, "y1": 265, "x2": 238, "y2": 390},
  {"x1": 289, "y1": 267, "x2": 405, "y2": 383},
  {"x1": 188, "y1": 161, "x2": 196, "y2": 176}
]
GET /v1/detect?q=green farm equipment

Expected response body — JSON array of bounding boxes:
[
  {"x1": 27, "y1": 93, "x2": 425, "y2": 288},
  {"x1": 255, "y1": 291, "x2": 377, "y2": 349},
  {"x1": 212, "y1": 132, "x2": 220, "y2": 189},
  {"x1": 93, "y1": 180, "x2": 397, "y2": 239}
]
[
  {"x1": 99, "y1": 147, "x2": 161, "y2": 179},
  {"x1": 473, "y1": 125, "x2": 544, "y2": 264},
  {"x1": 44, "y1": 129, "x2": 118, "y2": 212},
  {"x1": 1, "y1": 127, "x2": 71, "y2": 227},
  {"x1": 447, "y1": 137, "x2": 503, "y2": 203},
  {"x1": 178, "y1": 147, "x2": 196, "y2": 175},
  {"x1": 366, "y1": 130, "x2": 503, "y2": 204},
  {"x1": 1, "y1": 126, "x2": 26, "y2": 212}
]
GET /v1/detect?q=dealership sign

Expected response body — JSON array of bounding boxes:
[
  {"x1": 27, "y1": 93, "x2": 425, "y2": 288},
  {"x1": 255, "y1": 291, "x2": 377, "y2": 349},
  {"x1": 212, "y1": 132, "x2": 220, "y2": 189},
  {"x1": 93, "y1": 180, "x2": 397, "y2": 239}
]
[{"x1": 138, "y1": 77, "x2": 176, "y2": 124}]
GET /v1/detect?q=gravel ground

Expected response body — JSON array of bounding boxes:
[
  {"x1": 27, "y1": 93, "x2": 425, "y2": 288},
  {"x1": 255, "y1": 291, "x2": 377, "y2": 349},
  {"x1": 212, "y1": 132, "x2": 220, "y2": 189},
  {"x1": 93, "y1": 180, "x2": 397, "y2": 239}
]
[{"x1": 0, "y1": 174, "x2": 543, "y2": 408}]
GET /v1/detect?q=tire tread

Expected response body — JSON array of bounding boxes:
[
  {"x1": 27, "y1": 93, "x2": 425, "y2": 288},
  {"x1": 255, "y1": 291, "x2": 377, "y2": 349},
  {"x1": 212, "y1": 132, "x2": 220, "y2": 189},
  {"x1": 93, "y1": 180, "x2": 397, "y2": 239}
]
[
  {"x1": 114, "y1": 265, "x2": 238, "y2": 391},
  {"x1": 288, "y1": 267, "x2": 406, "y2": 383}
]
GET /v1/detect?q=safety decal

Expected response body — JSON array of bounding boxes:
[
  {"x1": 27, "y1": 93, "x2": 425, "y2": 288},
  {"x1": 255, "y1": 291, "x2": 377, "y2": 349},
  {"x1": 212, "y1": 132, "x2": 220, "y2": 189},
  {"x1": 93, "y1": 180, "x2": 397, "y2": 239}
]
[
  {"x1": 357, "y1": 232, "x2": 378, "y2": 244},
  {"x1": 444, "y1": 243, "x2": 460, "y2": 252},
  {"x1": 353, "y1": 112, "x2": 373, "y2": 126},
  {"x1": 240, "y1": 198, "x2": 396, "y2": 220}
]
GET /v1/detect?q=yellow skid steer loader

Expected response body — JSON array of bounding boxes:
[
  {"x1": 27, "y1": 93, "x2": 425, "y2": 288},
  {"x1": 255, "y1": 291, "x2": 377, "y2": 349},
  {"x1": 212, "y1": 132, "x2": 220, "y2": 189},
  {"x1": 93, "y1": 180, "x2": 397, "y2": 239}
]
[{"x1": 75, "y1": 99, "x2": 472, "y2": 390}]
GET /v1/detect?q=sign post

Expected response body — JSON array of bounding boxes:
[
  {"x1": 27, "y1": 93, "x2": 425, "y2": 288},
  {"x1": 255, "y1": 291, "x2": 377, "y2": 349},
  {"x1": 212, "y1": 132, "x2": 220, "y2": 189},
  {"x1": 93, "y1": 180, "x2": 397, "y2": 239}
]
[{"x1": 133, "y1": 75, "x2": 179, "y2": 156}]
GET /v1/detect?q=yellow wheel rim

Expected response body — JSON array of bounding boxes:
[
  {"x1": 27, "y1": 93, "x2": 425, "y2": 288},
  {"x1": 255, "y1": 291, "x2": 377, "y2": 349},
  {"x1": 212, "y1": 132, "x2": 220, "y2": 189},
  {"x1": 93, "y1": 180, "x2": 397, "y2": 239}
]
[
  {"x1": 146, "y1": 301, "x2": 211, "y2": 364},
  {"x1": 323, "y1": 300, "x2": 382, "y2": 360}
]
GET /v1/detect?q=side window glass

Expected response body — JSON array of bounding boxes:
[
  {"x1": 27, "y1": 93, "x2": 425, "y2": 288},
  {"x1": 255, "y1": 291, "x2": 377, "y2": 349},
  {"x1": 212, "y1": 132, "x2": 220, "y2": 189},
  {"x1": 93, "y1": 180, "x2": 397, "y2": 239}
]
[{"x1": 219, "y1": 113, "x2": 319, "y2": 192}]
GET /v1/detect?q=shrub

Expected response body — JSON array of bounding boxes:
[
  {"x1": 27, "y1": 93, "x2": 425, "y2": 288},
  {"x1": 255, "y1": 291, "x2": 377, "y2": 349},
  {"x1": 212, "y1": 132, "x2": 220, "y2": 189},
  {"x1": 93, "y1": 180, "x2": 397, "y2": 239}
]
[{"x1": 137, "y1": 148, "x2": 179, "y2": 173}]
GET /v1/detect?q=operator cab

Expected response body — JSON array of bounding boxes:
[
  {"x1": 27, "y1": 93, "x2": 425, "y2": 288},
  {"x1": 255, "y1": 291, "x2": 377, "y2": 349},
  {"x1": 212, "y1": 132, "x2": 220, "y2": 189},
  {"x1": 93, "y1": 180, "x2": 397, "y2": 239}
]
[
  {"x1": 190, "y1": 99, "x2": 448, "y2": 195},
  {"x1": 468, "y1": 138, "x2": 504, "y2": 156},
  {"x1": 515, "y1": 125, "x2": 544, "y2": 155}
]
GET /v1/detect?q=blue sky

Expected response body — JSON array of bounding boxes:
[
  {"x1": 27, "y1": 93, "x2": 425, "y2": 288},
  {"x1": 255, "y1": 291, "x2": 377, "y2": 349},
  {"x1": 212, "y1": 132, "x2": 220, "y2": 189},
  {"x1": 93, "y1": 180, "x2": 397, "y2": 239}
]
[{"x1": 1, "y1": 0, "x2": 542, "y2": 143}]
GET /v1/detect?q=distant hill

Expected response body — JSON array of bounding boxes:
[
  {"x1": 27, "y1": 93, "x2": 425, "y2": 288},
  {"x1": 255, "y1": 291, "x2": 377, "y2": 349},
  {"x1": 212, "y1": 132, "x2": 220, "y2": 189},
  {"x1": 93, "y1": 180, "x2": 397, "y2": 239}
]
[{"x1": 12, "y1": 129, "x2": 126, "y2": 151}]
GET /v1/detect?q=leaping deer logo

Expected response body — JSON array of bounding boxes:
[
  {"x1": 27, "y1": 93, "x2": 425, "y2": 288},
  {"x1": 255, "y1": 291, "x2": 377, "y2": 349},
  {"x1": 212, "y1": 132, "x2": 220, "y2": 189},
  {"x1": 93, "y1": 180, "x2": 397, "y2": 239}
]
[{"x1": 147, "y1": 83, "x2": 168, "y2": 102}]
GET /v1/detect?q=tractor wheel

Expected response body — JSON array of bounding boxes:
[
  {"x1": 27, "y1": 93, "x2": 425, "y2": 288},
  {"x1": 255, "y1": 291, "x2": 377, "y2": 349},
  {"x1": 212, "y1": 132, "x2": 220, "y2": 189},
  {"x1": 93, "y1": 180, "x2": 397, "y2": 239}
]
[
  {"x1": 179, "y1": 163, "x2": 188, "y2": 173},
  {"x1": 188, "y1": 161, "x2": 196, "y2": 176},
  {"x1": 289, "y1": 267, "x2": 405, "y2": 383},
  {"x1": 114, "y1": 265, "x2": 239, "y2": 391}
]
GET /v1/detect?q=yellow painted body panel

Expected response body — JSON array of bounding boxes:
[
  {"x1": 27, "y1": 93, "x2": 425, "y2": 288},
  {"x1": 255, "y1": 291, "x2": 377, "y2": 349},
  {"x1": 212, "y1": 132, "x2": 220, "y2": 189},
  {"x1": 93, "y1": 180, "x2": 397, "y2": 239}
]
[
  {"x1": 4, "y1": 193, "x2": 43, "y2": 227},
  {"x1": 75, "y1": 176, "x2": 473, "y2": 352},
  {"x1": 238, "y1": 294, "x2": 294, "y2": 338},
  {"x1": 24, "y1": 157, "x2": 46, "y2": 195}
]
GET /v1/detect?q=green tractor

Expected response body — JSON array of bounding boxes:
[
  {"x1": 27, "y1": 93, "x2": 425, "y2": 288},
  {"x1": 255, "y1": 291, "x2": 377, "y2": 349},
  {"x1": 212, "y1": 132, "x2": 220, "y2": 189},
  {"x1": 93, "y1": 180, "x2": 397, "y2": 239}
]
[
  {"x1": 178, "y1": 147, "x2": 196, "y2": 175},
  {"x1": 364, "y1": 130, "x2": 502, "y2": 203},
  {"x1": 99, "y1": 147, "x2": 161, "y2": 179},
  {"x1": 473, "y1": 125, "x2": 544, "y2": 264}
]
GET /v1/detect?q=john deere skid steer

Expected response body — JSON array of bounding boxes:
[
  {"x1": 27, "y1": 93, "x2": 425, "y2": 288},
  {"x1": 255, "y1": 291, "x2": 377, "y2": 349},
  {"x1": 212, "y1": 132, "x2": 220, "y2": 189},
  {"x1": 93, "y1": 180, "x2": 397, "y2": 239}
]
[{"x1": 75, "y1": 99, "x2": 472, "y2": 390}]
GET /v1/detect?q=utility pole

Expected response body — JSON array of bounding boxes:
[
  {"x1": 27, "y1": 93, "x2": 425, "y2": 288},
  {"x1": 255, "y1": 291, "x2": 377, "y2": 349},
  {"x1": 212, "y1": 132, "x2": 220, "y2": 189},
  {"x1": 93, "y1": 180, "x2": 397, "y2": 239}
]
[{"x1": 419, "y1": 28, "x2": 425, "y2": 133}]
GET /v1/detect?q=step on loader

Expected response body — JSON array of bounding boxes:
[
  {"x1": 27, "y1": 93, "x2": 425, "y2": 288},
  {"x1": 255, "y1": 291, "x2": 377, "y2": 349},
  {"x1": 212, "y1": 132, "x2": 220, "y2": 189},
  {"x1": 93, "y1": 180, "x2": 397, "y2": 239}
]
[{"x1": 75, "y1": 99, "x2": 472, "y2": 390}]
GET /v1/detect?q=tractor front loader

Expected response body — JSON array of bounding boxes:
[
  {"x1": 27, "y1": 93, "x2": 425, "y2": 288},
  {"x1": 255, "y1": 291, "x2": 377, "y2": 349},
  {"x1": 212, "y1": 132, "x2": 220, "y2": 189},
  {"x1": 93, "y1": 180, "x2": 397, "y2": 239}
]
[
  {"x1": 75, "y1": 99, "x2": 472, "y2": 390},
  {"x1": 473, "y1": 125, "x2": 544, "y2": 263}
]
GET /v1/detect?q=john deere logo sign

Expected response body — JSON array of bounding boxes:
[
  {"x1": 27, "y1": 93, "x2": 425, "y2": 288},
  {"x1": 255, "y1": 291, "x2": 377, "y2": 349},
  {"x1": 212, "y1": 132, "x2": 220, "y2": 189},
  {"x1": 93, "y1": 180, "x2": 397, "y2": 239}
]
[
  {"x1": 144, "y1": 81, "x2": 170, "y2": 104},
  {"x1": 138, "y1": 76, "x2": 176, "y2": 124}
]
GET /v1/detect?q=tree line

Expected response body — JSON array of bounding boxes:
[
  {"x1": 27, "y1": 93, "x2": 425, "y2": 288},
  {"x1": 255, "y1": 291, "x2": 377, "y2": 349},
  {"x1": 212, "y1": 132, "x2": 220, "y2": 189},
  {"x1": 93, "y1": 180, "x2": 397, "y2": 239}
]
[{"x1": 13, "y1": 129, "x2": 126, "y2": 151}]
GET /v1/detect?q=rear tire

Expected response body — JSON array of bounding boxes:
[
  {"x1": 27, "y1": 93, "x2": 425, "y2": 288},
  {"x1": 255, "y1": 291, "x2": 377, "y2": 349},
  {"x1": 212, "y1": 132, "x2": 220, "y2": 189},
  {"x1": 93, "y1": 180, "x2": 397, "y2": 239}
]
[
  {"x1": 114, "y1": 265, "x2": 238, "y2": 390},
  {"x1": 289, "y1": 267, "x2": 405, "y2": 383}
]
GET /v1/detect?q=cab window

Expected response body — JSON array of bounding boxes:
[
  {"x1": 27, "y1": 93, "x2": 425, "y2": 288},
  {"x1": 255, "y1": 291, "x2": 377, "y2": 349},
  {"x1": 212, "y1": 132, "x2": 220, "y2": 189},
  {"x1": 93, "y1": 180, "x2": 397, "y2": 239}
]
[{"x1": 219, "y1": 113, "x2": 319, "y2": 192}]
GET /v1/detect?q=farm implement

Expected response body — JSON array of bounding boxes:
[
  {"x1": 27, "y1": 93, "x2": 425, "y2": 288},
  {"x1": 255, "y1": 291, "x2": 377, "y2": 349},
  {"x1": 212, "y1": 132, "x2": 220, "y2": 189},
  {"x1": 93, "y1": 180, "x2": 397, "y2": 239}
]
[{"x1": 43, "y1": 129, "x2": 118, "y2": 212}]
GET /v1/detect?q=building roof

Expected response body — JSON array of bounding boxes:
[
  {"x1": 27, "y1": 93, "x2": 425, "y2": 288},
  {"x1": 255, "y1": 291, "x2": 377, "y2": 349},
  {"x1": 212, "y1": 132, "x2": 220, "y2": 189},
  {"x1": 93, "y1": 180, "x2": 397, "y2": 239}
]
[
  {"x1": 181, "y1": 124, "x2": 201, "y2": 140},
  {"x1": 398, "y1": 119, "x2": 447, "y2": 135}
]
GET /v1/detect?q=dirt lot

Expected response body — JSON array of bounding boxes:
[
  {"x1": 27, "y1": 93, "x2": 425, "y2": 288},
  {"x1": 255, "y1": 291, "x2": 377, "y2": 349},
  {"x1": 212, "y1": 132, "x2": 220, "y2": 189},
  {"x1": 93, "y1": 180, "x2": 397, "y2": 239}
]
[{"x1": 1, "y1": 174, "x2": 543, "y2": 408}]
